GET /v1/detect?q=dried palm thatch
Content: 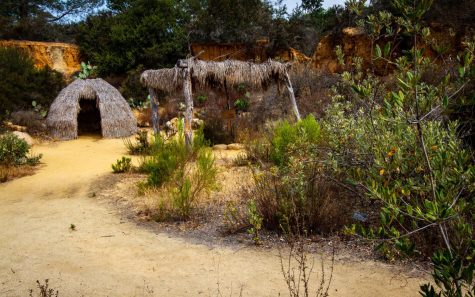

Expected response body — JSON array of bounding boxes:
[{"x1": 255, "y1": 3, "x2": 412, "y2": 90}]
[
  {"x1": 140, "y1": 67, "x2": 183, "y2": 93},
  {"x1": 140, "y1": 59, "x2": 290, "y2": 92},
  {"x1": 47, "y1": 78, "x2": 137, "y2": 140}
]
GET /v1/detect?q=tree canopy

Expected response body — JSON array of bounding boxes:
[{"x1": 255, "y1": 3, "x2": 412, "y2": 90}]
[
  {"x1": 77, "y1": 0, "x2": 189, "y2": 75},
  {"x1": 0, "y1": 0, "x2": 104, "y2": 40}
]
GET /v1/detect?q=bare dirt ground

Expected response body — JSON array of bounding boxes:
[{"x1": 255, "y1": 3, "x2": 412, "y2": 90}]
[{"x1": 0, "y1": 137, "x2": 429, "y2": 296}]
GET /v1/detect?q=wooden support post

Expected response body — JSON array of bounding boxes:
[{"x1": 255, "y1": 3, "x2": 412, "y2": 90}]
[
  {"x1": 284, "y1": 72, "x2": 301, "y2": 121},
  {"x1": 149, "y1": 88, "x2": 159, "y2": 134},
  {"x1": 182, "y1": 66, "x2": 193, "y2": 150}
]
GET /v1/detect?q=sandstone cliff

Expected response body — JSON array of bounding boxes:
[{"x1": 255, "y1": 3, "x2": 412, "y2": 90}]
[
  {"x1": 0, "y1": 40, "x2": 81, "y2": 77},
  {"x1": 190, "y1": 41, "x2": 312, "y2": 63}
]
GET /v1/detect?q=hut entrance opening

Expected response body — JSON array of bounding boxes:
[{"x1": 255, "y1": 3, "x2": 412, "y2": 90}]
[{"x1": 77, "y1": 96, "x2": 101, "y2": 136}]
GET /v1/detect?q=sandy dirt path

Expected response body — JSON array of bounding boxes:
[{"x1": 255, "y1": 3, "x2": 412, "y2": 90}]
[{"x1": 0, "y1": 137, "x2": 428, "y2": 297}]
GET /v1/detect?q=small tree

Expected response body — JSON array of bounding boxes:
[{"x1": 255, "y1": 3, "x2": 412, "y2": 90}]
[{"x1": 324, "y1": 0, "x2": 475, "y2": 295}]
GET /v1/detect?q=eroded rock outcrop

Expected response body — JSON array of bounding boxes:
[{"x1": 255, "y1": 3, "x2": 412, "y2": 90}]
[
  {"x1": 0, "y1": 40, "x2": 81, "y2": 77},
  {"x1": 312, "y1": 27, "x2": 371, "y2": 73},
  {"x1": 190, "y1": 41, "x2": 312, "y2": 63}
]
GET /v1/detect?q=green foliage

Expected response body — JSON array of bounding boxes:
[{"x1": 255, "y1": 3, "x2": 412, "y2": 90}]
[
  {"x1": 270, "y1": 115, "x2": 320, "y2": 166},
  {"x1": 327, "y1": 2, "x2": 475, "y2": 295},
  {"x1": 189, "y1": 0, "x2": 277, "y2": 44},
  {"x1": 420, "y1": 248, "x2": 475, "y2": 297},
  {"x1": 127, "y1": 97, "x2": 150, "y2": 110},
  {"x1": 247, "y1": 199, "x2": 263, "y2": 244},
  {"x1": 234, "y1": 98, "x2": 249, "y2": 111},
  {"x1": 77, "y1": 0, "x2": 188, "y2": 75},
  {"x1": 121, "y1": 66, "x2": 150, "y2": 108},
  {"x1": 0, "y1": 133, "x2": 41, "y2": 166},
  {"x1": 245, "y1": 115, "x2": 351, "y2": 235},
  {"x1": 31, "y1": 100, "x2": 48, "y2": 118},
  {"x1": 124, "y1": 130, "x2": 153, "y2": 155},
  {"x1": 0, "y1": 0, "x2": 103, "y2": 41},
  {"x1": 171, "y1": 148, "x2": 218, "y2": 219},
  {"x1": 0, "y1": 47, "x2": 64, "y2": 118},
  {"x1": 196, "y1": 94, "x2": 207, "y2": 105},
  {"x1": 111, "y1": 156, "x2": 132, "y2": 173},
  {"x1": 139, "y1": 126, "x2": 217, "y2": 220},
  {"x1": 76, "y1": 62, "x2": 97, "y2": 79},
  {"x1": 141, "y1": 132, "x2": 187, "y2": 187}
]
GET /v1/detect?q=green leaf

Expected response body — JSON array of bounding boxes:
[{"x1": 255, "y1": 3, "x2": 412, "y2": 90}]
[
  {"x1": 421, "y1": 27, "x2": 430, "y2": 38},
  {"x1": 397, "y1": 78, "x2": 411, "y2": 90},
  {"x1": 31, "y1": 101, "x2": 37, "y2": 107},
  {"x1": 384, "y1": 42, "x2": 391, "y2": 57},
  {"x1": 458, "y1": 67, "x2": 465, "y2": 78},
  {"x1": 375, "y1": 44, "x2": 382, "y2": 58},
  {"x1": 442, "y1": 95, "x2": 449, "y2": 107}
]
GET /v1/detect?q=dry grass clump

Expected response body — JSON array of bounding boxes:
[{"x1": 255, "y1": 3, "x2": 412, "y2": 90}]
[
  {"x1": 29, "y1": 279, "x2": 59, "y2": 297},
  {"x1": 0, "y1": 164, "x2": 36, "y2": 183},
  {"x1": 10, "y1": 110, "x2": 46, "y2": 134}
]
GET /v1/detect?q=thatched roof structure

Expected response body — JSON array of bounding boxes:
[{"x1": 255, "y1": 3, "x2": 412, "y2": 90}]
[
  {"x1": 140, "y1": 59, "x2": 290, "y2": 92},
  {"x1": 47, "y1": 78, "x2": 137, "y2": 140}
]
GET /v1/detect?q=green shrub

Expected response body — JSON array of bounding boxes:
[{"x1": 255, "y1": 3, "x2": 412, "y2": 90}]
[
  {"x1": 245, "y1": 115, "x2": 351, "y2": 235},
  {"x1": 328, "y1": 2, "x2": 475, "y2": 295},
  {"x1": 247, "y1": 199, "x2": 263, "y2": 244},
  {"x1": 270, "y1": 115, "x2": 321, "y2": 166},
  {"x1": 124, "y1": 130, "x2": 152, "y2": 155},
  {"x1": 141, "y1": 132, "x2": 187, "y2": 187},
  {"x1": 171, "y1": 148, "x2": 218, "y2": 219},
  {"x1": 0, "y1": 133, "x2": 41, "y2": 166},
  {"x1": 234, "y1": 98, "x2": 249, "y2": 111},
  {"x1": 138, "y1": 123, "x2": 218, "y2": 220},
  {"x1": 111, "y1": 156, "x2": 132, "y2": 173},
  {"x1": 120, "y1": 66, "x2": 149, "y2": 105},
  {"x1": 76, "y1": 61, "x2": 97, "y2": 79},
  {"x1": 76, "y1": 1, "x2": 187, "y2": 75},
  {"x1": 0, "y1": 47, "x2": 64, "y2": 118},
  {"x1": 196, "y1": 94, "x2": 207, "y2": 105}
]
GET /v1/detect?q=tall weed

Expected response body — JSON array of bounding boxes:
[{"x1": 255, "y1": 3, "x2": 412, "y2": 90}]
[{"x1": 138, "y1": 123, "x2": 218, "y2": 220}]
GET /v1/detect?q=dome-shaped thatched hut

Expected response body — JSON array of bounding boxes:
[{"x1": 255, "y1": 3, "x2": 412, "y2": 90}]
[{"x1": 47, "y1": 78, "x2": 137, "y2": 140}]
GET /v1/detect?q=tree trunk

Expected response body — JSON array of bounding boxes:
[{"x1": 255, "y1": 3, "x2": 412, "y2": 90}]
[
  {"x1": 149, "y1": 88, "x2": 160, "y2": 134},
  {"x1": 183, "y1": 67, "x2": 193, "y2": 150},
  {"x1": 285, "y1": 72, "x2": 301, "y2": 121}
]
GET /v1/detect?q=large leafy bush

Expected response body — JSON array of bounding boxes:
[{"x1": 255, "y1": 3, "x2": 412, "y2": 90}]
[
  {"x1": 246, "y1": 115, "x2": 354, "y2": 235},
  {"x1": 0, "y1": 47, "x2": 64, "y2": 119},
  {"x1": 136, "y1": 124, "x2": 218, "y2": 220},
  {"x1": 76, "y1": 0, "x2": 188, "y2": 75},
  {"x1": 323, "y1": 1, "x2": 475, "y2": 295},
  {"x1": 0, "y1": 133, "x2": 41, "y2": 166}
]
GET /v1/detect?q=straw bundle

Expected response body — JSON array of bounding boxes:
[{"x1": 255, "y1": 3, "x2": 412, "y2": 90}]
[
  {"x1": 140, "y1": 67, "x2": 182, "y2": 92},
  {"x1": 46, "y1": 78, "x2": 137, "y2": 140},
  {"x1": 140, "y1": 59, "x2": 290, "y2": 92}
]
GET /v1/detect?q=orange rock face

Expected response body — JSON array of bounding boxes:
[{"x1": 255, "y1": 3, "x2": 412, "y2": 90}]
[
  {"x1": 312, "y1": 27, "x2": 371, "y2": 73},
  {"x1": 191, "y1": 42, "x2": 269, "y2": 61},
  {"x1": 0, "y1": 40, "x2": 81, "y2": 77},
  {"x1": 190, "y1": 42, "x2": 311, "y2": 63}
]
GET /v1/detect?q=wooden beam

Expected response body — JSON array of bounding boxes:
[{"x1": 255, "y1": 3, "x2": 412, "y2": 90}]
[
  {"x1": 149, "y1": 88, "x2": 160, "y2": 133},
  {"x1": 182, "y1": 66, "x2": 193, "y2": 149},
  {"x1": 284, "y1": 72, "x2": 301, "y2": 121}
]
